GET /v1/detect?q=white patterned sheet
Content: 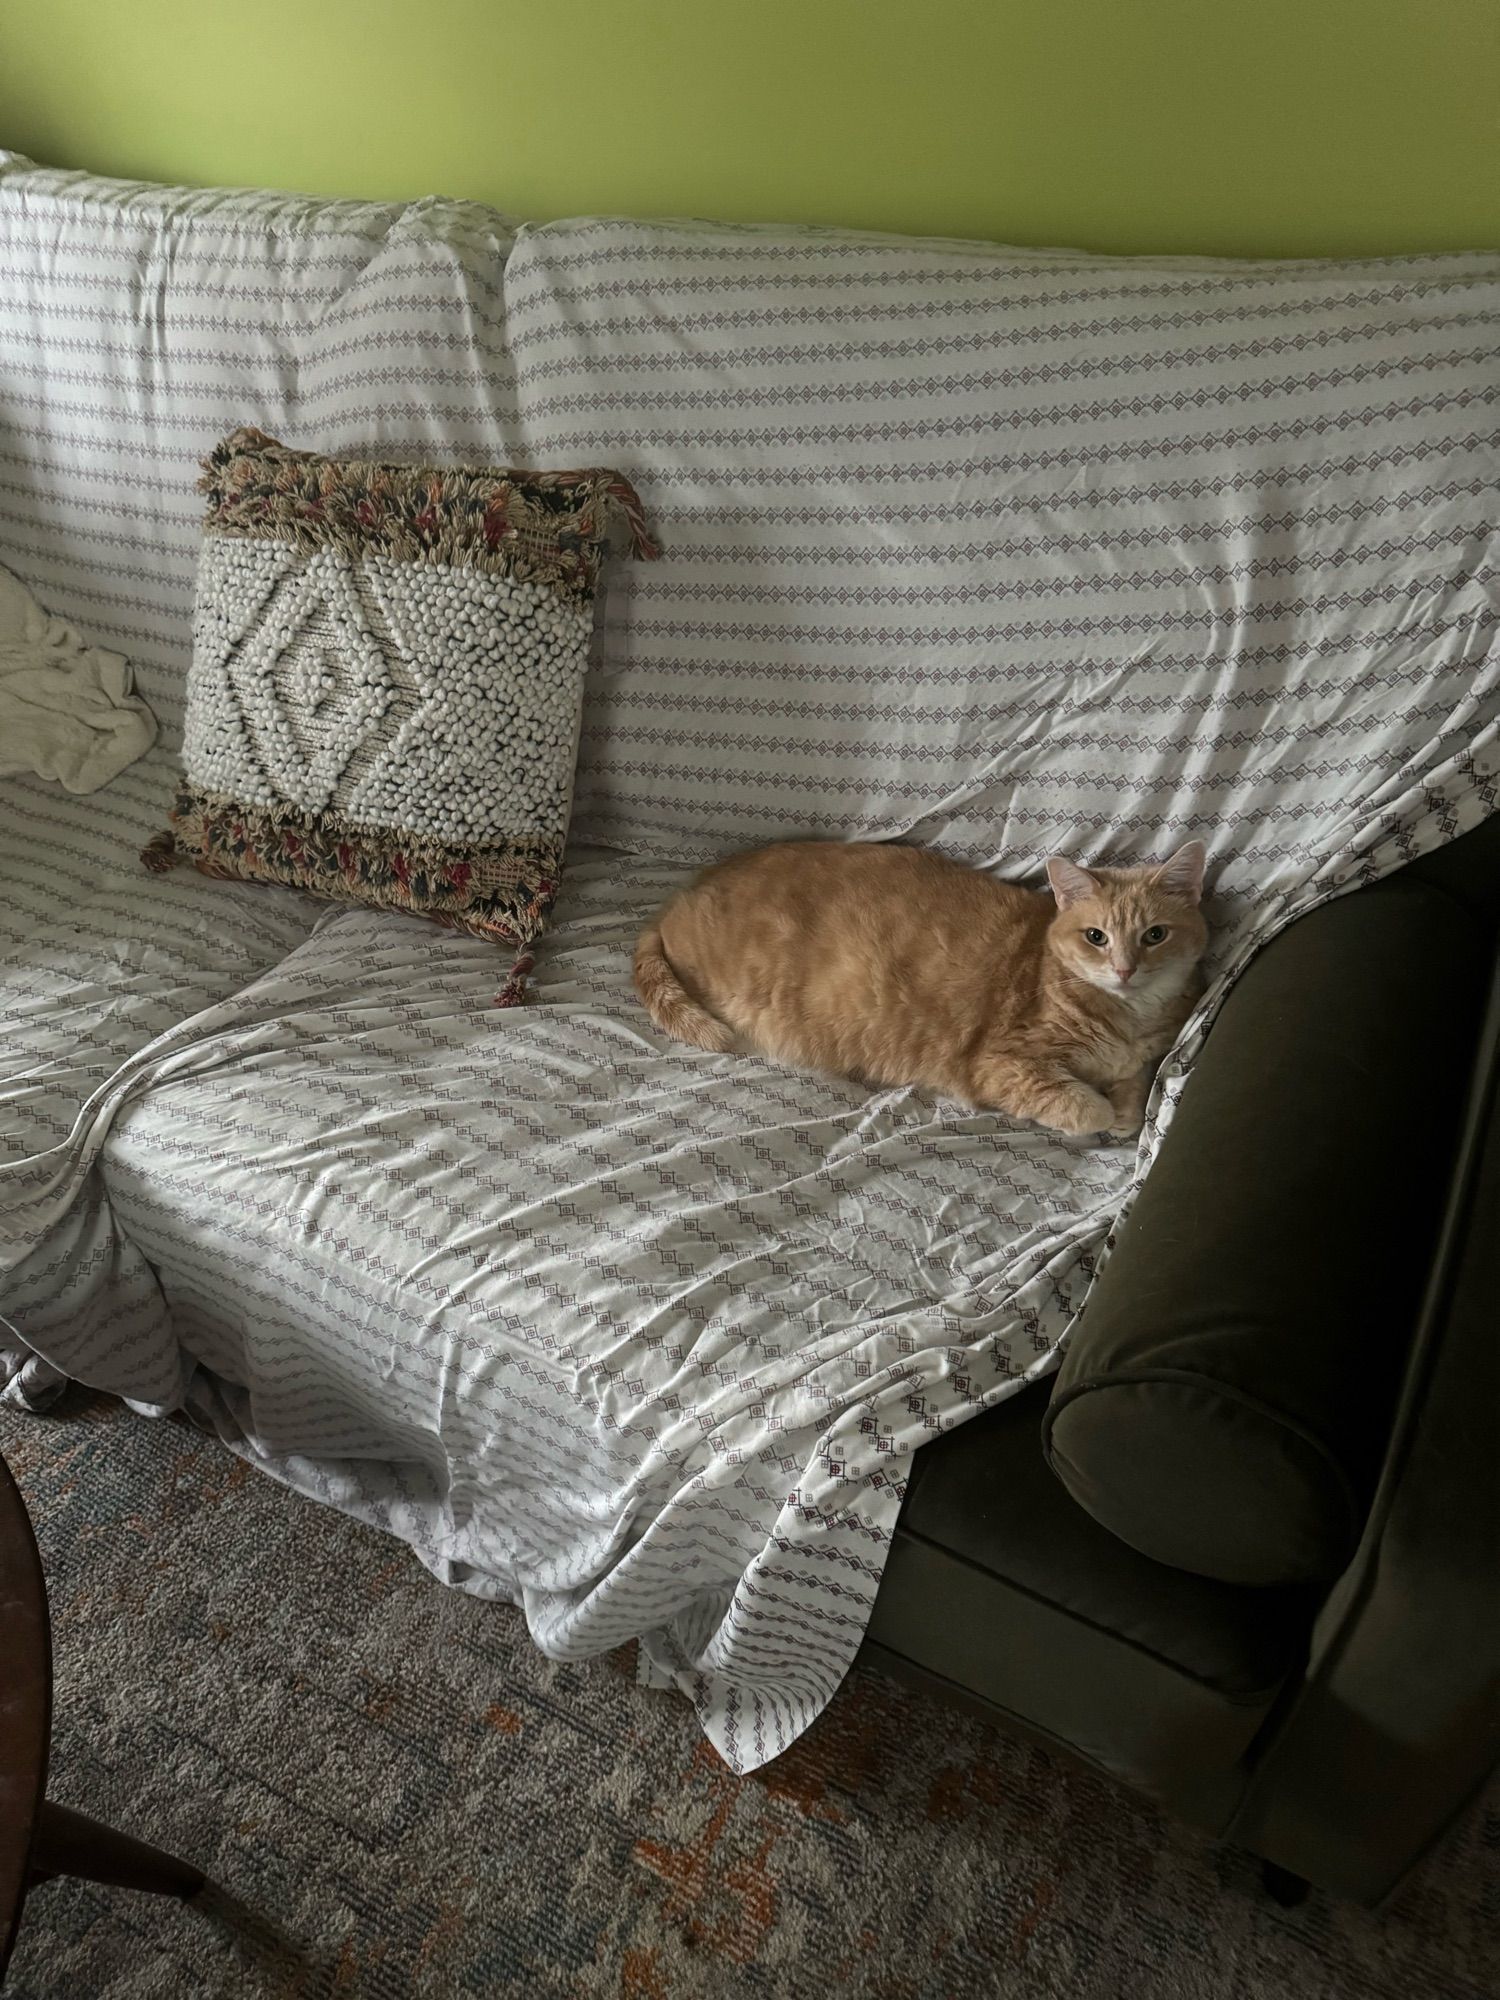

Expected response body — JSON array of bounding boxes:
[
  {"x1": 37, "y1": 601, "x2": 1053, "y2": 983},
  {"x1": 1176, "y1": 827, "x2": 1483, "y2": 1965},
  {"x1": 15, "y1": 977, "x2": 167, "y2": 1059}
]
[
  {"x1": 0, "y1": 751, "x2": 323, "y2": 1405},
  {"x1": 518, "y1": 218, "x2": 1500, "y2": 884},
  {"x1": 0, "y1": 155, "x2": 522, "y2": 744},
  {"x1": 0, "y1": 157, "x2": 522, "y2": 1396},
  {"x1": 4, "y1": 854, "x2": 1120, "y2": 1767},
  {"x1": 3, "y1": 191, "x2": 1499, "y2": 1771}
]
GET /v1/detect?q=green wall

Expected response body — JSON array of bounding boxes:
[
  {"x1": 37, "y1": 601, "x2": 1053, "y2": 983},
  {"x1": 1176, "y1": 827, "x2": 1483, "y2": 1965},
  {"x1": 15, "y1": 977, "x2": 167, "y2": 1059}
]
[{"x1": 1, "y1": 0, "x2": 1496, "y2": 256}]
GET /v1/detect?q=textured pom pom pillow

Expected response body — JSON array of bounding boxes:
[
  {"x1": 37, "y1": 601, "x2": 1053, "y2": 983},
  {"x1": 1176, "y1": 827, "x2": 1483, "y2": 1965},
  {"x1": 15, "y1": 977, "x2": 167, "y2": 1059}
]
[{"x1": 143, "y1": 428, "x2": 658, "y2": 948}]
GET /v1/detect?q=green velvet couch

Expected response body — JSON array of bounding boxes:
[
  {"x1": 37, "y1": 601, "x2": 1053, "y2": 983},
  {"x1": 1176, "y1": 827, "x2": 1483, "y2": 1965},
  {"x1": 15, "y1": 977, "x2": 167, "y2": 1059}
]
[{"x1": 864, "y1": 813, "x2": 1500, "y2": 1904}]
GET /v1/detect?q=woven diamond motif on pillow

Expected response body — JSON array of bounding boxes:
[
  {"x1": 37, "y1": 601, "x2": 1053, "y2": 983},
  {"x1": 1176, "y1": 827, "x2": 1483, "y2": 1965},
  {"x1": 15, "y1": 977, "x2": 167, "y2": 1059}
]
[
  {"x1": 145, "y1": 429, "x2": 658, "y2": 947},
  {"x1": 221, "y1": 546, "x2": 411, "y2": 815}
]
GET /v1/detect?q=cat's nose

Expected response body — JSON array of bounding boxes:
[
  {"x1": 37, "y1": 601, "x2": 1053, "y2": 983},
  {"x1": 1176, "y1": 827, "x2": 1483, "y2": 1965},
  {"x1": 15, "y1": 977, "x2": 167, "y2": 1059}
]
[{"x1": 1113, "y1": 965, "x2": 1135, "y2": 983}]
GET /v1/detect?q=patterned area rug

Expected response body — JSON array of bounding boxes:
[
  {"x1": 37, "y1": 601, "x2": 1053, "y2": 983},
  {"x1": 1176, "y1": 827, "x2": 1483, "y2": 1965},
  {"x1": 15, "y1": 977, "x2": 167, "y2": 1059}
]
[{"x1": 2, "y1": 1396, "x2": 1494, "y2": 2000}]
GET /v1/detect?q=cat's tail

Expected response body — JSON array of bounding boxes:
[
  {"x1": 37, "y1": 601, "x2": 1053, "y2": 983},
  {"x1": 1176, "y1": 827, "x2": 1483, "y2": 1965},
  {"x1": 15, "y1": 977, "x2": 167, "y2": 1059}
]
[{"x1": 633, "y1": 924, "x2": 736, "y2": 1054}]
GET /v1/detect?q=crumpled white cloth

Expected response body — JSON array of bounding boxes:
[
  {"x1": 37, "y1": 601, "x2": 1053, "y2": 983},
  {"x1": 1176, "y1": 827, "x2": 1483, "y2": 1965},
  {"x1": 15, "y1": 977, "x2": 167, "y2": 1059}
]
[{"x1": 0, "y1": 564, "x2": 156, "y2": 791}]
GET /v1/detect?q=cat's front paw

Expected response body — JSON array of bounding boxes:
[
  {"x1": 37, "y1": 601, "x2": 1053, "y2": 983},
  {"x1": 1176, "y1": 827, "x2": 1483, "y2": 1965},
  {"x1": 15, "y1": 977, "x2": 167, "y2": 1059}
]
[
  {"x1": 1043, "y1": 1084, "x2": 1114, "y2": 1138},
  {"x1": 1106, "y1": 1100, "x2": 1146, "y2": 1141},
  {"x1": 1106, "y1": 1076, "x2": 1148, "y2": 1141}
]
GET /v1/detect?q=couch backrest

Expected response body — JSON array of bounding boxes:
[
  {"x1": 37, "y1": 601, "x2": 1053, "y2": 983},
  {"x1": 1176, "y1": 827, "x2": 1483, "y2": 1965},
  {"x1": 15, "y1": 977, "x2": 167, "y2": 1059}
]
[
  {"x1": 0, "y1": 155, "x2": 521, "y2": 744},
  {"x1": 3, "y1": 173, "x2": 1496, "y2": 924},
  {"x1": 506, "y1": 216, "x2": 1500, "y2": 905}
]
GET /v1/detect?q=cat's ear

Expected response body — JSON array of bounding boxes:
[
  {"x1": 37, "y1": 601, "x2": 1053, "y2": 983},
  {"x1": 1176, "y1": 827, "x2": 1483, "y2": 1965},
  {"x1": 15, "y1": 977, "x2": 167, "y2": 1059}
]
[
  {"x1": 1046, "y1": 855, "x2": 1100, "y2": 910},
  {"x1": 1153, "y1": 840, "x2": 1206, "y2": 904}
]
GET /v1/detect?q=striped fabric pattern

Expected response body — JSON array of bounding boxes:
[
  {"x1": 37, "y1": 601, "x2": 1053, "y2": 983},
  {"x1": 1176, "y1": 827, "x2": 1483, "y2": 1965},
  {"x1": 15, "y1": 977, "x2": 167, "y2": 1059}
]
[
  {"x1": 521, "y1": 218, "x2": 1500, "y2": 889},
  {"x1": 0, "y1": 153, "x2": 521, "y2": 743},
  {"x1": 0, "y1": 156, "x2": 520, "y2": 1384},
  {"x1": 3, "y1": 182, "x2": 1499, "y2": 1771}
]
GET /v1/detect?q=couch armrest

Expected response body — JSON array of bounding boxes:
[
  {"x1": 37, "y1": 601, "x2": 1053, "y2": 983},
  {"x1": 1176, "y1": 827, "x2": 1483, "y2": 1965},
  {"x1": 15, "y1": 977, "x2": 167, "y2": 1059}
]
[
  {"x1": 1225, "y1": 961, "x2": 1500, "y2": 1901},
  {"x1": 1042, "y1": 875, "x2": 1491, "y2": 1585}
]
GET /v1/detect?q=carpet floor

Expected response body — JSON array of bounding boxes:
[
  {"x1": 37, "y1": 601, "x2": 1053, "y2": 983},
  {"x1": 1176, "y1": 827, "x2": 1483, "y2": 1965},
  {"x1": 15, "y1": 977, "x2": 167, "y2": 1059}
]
[{"x1": 1, "y1": 1394, "x2": 1494, "y2": 2000}]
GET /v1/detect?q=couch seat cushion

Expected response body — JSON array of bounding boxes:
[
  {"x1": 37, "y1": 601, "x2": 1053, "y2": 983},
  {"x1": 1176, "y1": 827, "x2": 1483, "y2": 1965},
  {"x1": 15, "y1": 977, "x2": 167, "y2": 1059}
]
[{"x1": 49, "y1": 849, "x2": 1130, "y2": 1768}]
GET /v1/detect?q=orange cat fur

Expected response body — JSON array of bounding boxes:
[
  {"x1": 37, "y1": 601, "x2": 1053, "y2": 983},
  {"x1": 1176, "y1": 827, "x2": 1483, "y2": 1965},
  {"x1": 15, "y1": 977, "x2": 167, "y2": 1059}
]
[{"x1": 633, "y1": 839, "x2": 1208, "y2": 1140}]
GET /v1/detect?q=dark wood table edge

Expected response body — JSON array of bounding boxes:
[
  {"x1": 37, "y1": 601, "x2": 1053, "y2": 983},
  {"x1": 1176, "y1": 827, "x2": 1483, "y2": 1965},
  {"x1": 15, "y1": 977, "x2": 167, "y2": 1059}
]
[{"x1": 1, "y1": 1448, "x2": 206, "y2": 1983}]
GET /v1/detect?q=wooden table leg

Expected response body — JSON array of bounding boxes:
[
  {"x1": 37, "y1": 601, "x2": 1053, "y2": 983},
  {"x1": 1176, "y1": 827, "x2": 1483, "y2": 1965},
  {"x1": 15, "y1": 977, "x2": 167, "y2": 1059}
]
[{"x1": 28, "y1": 1801, "x2": 204, "y2": 1900}]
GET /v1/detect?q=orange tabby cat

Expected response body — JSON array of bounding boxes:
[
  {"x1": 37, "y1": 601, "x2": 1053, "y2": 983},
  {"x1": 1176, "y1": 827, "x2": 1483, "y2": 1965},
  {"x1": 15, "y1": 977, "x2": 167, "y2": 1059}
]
[{"x1": 633, "y1": 839, "x2": 1207, "y2": 1139}]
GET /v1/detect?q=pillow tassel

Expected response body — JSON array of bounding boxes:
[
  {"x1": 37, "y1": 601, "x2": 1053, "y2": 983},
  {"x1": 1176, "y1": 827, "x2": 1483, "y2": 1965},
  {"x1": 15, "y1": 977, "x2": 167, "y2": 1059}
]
[
  {"x1": 493, "y1": 951, "x2": 535, "y2": 1009},
  {"x1": 140, "y1": 829, "x2": 180, "y2": 874},
  {"x1": 602, "y1": 476, "x2": 662, "y2": 562}
]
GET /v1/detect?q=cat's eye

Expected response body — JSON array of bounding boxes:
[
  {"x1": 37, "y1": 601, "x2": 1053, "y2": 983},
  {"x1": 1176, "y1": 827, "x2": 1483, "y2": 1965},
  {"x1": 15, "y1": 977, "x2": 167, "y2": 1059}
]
[
  {"x1": 1083, "y1": 927, "x2": 1108, "y2": 947},
  {"x1": 1142, "y1": 925, "x2": 1169, "y2": 946}
]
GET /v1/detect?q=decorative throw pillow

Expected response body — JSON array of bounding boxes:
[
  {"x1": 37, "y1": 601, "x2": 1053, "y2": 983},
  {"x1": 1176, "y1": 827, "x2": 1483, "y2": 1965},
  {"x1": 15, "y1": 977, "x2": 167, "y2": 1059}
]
[{"x1": 142, "y1": 427, "x2": 657, "y2": 948}]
